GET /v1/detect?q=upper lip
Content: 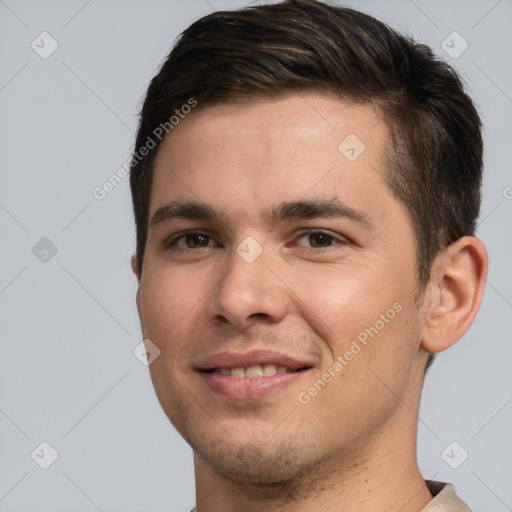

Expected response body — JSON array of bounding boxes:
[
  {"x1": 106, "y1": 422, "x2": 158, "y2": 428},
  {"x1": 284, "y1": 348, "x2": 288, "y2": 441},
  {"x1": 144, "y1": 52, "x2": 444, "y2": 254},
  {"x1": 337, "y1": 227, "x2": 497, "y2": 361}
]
[{"x1": 196, "y1": 349, "x2": 312, "y2": 371}]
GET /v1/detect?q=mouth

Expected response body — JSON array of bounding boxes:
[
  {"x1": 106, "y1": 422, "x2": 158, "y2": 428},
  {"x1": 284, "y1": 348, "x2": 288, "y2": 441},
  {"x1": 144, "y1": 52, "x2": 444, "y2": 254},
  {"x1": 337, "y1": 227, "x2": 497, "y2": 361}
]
[
  {"x1": 202, "y1": 364, "x2": 311, "y2": 378},
  {"x1": 196, "y1": 350, "x2": 314, "y2": 400}
]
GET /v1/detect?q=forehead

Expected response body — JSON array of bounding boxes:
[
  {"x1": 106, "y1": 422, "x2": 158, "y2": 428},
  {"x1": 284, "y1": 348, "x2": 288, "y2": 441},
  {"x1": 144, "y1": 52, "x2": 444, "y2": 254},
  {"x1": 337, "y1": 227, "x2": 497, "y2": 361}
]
[{"x1": 150, "y1": 92, "x2": 393, "y2": 220}]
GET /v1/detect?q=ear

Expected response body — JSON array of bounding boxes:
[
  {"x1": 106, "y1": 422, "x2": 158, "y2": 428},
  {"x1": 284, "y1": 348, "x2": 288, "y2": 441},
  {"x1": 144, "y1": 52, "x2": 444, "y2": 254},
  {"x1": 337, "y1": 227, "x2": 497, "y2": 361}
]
[
  {"x1": 131, "y1": 254, "x2": 144, "y2": 329},
  {"x1": 420, "y1": 236, "x2": 488, "y2": 354},
  {"x1": 131, "y1": 254, "x2": 141, "y2": 281}
]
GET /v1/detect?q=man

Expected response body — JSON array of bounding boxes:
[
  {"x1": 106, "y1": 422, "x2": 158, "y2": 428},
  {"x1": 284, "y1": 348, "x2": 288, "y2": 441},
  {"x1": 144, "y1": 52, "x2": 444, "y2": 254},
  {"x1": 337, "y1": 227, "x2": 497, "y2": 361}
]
[{"x1": 129, "y1": 1, "x2": 487, "y2": 510}]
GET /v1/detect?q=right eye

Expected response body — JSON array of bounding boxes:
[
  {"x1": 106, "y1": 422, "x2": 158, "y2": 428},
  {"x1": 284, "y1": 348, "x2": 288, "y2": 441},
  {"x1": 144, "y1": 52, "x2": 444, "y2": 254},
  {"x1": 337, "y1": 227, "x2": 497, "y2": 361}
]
[{"x1": 169, "y1": 232, "x2": 218, "y2": 249}]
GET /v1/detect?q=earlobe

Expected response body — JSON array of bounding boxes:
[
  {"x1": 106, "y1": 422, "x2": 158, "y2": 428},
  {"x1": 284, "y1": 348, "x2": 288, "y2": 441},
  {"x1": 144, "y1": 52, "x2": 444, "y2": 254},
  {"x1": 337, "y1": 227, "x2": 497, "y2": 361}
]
[
  {"x1": 133, "y1": 275, "x2": 145, "y2": 334},
  {"x1": 131, "y1": 254, "x2": 144, "y2": 332},
  {"x1": 135, "y1": 287, "x2": 143, "y2": 329},
  {"x1": 131, "y1": 254, "x2": 141, "y2": 280},
  {"x1": 420, "y1": 236, "x2": 488, "y2": 354}
]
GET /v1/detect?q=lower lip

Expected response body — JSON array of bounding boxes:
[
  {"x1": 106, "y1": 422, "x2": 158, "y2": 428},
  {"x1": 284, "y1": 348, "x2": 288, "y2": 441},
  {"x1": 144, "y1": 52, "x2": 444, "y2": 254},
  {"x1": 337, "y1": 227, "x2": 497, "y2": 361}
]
[{"x1": 199, "y1": 371, "x2": 308, "y2": 400}]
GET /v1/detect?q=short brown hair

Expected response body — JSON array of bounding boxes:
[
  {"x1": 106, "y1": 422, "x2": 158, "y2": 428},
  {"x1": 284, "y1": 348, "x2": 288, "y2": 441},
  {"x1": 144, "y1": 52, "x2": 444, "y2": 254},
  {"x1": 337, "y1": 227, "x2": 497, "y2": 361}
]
[{"x1": 130, "y1": 0, "x2": 483, "y2": 288}]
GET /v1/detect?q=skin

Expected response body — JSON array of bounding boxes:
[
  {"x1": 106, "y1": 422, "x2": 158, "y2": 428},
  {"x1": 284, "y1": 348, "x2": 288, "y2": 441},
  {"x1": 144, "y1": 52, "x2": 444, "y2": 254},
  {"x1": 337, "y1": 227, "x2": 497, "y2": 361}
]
[{"x1": 132, "y1": 92, "x2": 487, "y2": 511}]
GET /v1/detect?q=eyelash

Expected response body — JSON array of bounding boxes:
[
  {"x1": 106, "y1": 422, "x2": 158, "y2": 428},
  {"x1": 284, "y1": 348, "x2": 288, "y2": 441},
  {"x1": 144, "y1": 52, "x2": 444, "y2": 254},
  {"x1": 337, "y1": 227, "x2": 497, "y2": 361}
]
[
  {"x1": 166, "y1": 231, "x2": 220, "y2": 250},
  {"x1": 165, "y1": 230, "x2": 348, "y2": 251},
  {"x1": 293, "y1": 230, "x2": 347, "y2": 249}
]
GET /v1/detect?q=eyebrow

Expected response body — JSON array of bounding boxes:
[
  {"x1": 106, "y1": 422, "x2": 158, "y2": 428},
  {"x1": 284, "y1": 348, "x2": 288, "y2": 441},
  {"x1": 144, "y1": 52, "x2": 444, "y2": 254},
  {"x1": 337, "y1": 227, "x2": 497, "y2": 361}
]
[
  {"x1": 150, "y1": 198, "x2": 376, "y2": 232},
  {"x1": 150, "y1": 201, "x2": 218, "y2": 228},
  {"x1": 267, "y1": 199, "x2": 376, "y2": 231}
]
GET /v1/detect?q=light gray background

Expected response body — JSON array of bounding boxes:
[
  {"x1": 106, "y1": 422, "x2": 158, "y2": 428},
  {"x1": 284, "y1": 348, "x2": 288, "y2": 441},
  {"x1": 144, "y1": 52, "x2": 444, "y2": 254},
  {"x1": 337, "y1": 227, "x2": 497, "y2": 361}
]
[{"x1": 0, "y1": 0, "x2": 511, "y2": 511}]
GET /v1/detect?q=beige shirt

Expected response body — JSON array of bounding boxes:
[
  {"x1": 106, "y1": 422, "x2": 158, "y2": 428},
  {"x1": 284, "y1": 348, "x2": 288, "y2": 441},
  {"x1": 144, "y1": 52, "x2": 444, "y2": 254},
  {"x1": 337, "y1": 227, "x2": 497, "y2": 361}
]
[{"x1": 423, "y1": 481, "x2": 472, "y2": 511}]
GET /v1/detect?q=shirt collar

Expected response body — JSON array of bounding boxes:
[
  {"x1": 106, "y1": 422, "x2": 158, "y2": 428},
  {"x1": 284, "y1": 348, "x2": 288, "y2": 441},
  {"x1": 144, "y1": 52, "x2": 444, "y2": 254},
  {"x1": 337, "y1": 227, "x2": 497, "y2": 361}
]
[{"x1": 422, "y1": 480, "x2": 472, "y2": 511}]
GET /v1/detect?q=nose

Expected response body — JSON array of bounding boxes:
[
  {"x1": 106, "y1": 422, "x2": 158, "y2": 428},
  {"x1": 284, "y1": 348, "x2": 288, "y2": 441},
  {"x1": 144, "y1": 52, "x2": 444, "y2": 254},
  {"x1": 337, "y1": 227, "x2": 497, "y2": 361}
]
[{"x1": 206, "y1": 243, "x2": 289, "y2": 330}]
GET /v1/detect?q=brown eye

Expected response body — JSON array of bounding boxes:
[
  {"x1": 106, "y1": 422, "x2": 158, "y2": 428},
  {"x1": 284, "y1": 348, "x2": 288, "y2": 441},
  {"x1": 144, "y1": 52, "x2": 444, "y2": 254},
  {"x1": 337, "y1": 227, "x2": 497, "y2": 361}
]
[
  {"x1": 295, "y1": 231, "x2": 342, "y2": 248},
  {"x1": 169, "y1": 233, "x2": 216, "y2": 249},
  {"x1": 308, "y1": 232, "x2": 335, "y2": 247},
  {"x1": 183, "y1": 234, "x2": 211, "y2": 248}
]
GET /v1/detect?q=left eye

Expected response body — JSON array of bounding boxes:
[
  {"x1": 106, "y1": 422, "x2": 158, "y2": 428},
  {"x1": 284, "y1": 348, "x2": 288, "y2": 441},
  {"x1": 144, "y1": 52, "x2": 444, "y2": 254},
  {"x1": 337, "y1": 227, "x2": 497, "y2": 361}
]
[{"x1": 295, "y1": 231, "x2": 343, "y2": 248}]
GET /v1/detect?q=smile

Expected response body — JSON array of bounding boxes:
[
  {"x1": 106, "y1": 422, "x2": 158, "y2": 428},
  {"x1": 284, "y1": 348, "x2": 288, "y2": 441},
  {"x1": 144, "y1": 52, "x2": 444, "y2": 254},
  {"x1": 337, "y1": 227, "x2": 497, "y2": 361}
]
[
  {"x1": 210, "y1": 364, "x2": 306, "y2": 378},
  {"x1": 196, "y1": 349, "x2": 314, "y2": 400}
]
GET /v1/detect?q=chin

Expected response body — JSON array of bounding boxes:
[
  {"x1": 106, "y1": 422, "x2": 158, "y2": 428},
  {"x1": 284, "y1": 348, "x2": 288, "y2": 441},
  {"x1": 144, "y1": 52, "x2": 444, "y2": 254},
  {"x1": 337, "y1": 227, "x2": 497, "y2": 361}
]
[{"x1": 188, "y1": 425, "x2": 323, "y2": 486}]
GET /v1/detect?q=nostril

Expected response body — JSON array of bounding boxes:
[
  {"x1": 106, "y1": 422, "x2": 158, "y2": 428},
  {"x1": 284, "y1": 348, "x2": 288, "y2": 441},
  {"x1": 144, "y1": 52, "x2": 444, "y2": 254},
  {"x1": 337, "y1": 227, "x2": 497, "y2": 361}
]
[{"x1": 248, "y1": 312, "x2": 273, "y2": 321}]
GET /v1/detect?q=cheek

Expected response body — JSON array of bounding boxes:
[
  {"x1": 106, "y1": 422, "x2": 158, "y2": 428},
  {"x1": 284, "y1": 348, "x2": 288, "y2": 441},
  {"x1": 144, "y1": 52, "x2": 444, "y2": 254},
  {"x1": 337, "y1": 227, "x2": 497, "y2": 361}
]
[
  {"x1": 291, "y1": 269, "x2": 419, "y2": 429},
  {"x1": 288, "y1": 261, "x2": 421, "y2": 402},
  {"x1": 138, "y1": 264, "x2": 208, "y2": 355},
  {"x1": 289, "y1": 264, "x2": 404, "y2": 353},
  {"x1": 138, "y1": 266, "x2": 209, "y2": 432}
]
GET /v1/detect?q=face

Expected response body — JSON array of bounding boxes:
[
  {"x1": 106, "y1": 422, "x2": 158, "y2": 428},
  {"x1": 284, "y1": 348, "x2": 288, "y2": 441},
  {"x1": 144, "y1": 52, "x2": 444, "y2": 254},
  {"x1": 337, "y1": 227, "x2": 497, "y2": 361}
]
[{"x1": 135, "y1": 93, "x2": 430, "y2": 484}]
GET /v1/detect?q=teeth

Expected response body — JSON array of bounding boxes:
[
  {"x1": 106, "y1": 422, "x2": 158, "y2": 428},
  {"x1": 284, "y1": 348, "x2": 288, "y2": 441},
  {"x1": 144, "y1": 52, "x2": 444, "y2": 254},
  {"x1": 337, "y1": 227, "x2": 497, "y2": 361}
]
[
  {"x1": 216, "y1": 364, "x2": 289, "y2": 378},
  {"x1": 262, "y1": 364, "x2": 277, "y2": 377},
  {"x1": 231, "y1": 368, "x2": 245, "y2": 378},
  {"x1": 245, "y1": 365, "x2": 263, "y2": 378}
]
